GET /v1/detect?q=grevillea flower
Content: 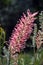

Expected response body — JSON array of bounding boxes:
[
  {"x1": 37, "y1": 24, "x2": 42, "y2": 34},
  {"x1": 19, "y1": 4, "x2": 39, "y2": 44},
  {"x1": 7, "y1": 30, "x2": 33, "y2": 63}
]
[
  {"x1": 36, "y1": 30, "x2": 43, "y2": 49},
  {"x1": 9, "y1": 9, "x2": 38, "y2": 54}
]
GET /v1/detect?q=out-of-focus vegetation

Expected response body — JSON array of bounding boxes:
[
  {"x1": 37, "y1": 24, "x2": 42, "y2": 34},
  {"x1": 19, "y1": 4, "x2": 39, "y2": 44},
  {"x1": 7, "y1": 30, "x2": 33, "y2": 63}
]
[
  {"x1": 0, "y1": 27, "x2": 5, "y2": 55},
  {"x1": 0, "y1": 27, "x2": 6, "y2": 65},
  {"x1": 18, "y1": 48, "x2": 43, "y2": 65},
  {"x1": 0, "y1": 0, "x2": 11, "y2": 5}
]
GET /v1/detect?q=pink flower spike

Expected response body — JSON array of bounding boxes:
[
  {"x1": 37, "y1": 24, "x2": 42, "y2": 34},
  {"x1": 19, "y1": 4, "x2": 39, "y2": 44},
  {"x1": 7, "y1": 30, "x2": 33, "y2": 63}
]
[{"x1": 9, "y1": 9, "x2": 38, "y2": 54}]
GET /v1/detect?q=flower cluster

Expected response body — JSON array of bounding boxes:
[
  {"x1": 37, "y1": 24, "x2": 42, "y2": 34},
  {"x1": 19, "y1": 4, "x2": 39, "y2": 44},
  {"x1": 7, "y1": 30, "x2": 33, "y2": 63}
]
[
  {"x1": 36, "y1": 30, "x2": 43, "y2": 49},
  {"x1": 9, "y1": 9, "x2": 38, "y2": 54}
]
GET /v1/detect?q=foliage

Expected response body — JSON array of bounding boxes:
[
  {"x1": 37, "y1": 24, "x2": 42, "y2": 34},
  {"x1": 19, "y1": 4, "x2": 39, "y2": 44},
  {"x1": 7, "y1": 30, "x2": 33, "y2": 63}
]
[
  {"x1": 0, "y1": 27, "x2": 5, "y2": 55},
  {"x1": 1, "y1": 0, "x2": 11, "y2": 5},
  {"x1": 0, "y1": 27, "x2": 6, "y2": 65}
]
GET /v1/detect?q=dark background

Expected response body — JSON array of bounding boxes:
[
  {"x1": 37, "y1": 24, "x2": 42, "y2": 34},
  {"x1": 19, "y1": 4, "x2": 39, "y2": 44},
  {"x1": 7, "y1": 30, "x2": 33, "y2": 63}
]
[{"x1": 0, "y1": 0, "x2": 43, "y2": 40}]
